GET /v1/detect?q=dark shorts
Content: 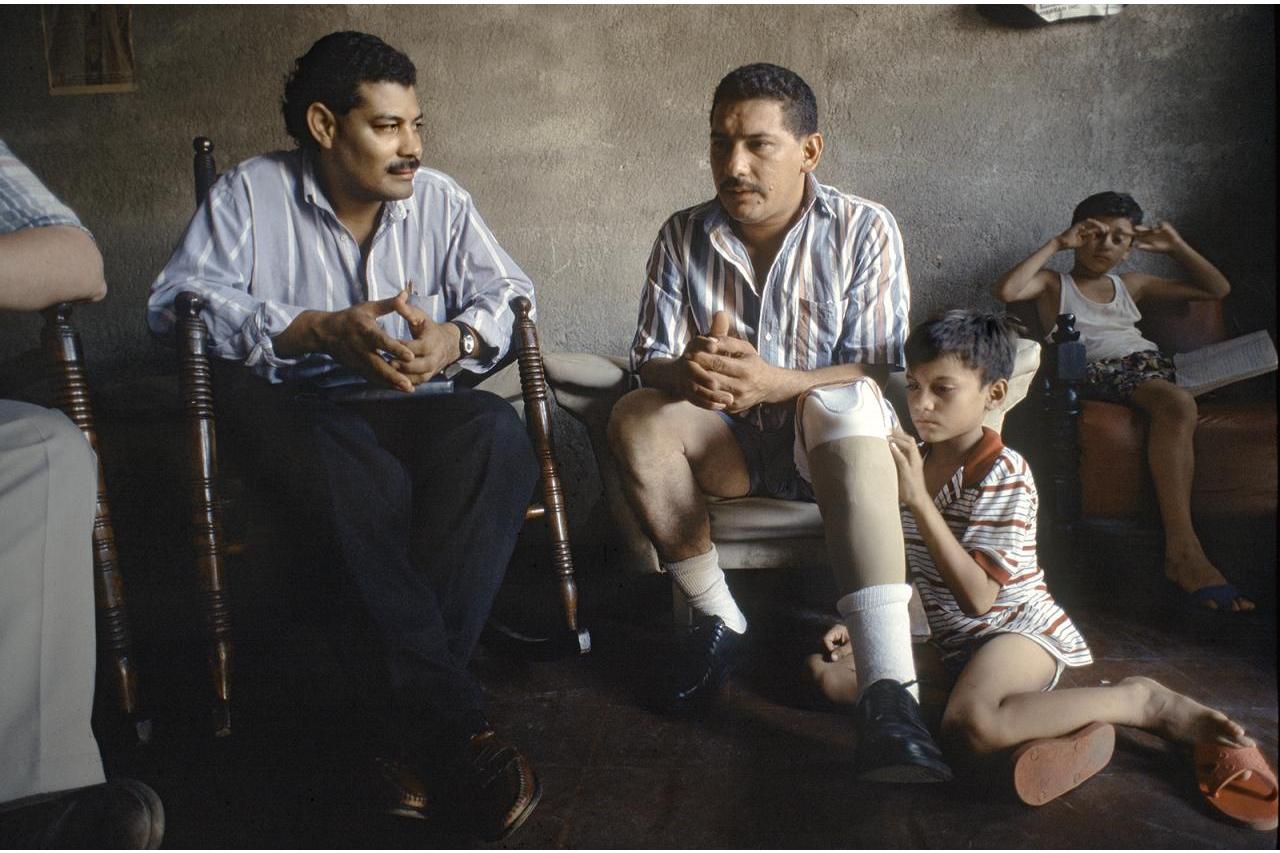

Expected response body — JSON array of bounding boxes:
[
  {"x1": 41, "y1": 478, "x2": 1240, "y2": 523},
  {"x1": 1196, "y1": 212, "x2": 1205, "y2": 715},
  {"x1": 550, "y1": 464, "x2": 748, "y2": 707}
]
[
  {"x1": 717, "y1": 413, "x2": 815, "y2": 503},
  {"x1": 1083, "y1": 349, "x2": 1175, "y2": 403}
]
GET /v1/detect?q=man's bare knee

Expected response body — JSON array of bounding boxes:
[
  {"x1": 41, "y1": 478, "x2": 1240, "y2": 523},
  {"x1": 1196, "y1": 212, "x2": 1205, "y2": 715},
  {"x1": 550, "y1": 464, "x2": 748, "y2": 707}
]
[{"x1": 608, "y1": 388, "x2": 677, "y2": 460}]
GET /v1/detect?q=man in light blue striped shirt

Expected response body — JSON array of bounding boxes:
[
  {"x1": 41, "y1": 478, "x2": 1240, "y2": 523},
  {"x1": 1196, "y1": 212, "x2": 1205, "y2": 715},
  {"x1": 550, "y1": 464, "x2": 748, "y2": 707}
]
[
  {"x1": 146, "y1": 33, "x2": 540, "y2": 839},
  {"x1": 610, "y1": 64, "x2": 949, "y2": 781}
]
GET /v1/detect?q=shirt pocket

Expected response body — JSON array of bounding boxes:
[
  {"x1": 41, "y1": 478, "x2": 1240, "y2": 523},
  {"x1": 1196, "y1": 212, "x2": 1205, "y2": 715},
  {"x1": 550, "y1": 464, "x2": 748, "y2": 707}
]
[
  {"x1": 408, "y1": 291, "x2": 447, "y2": 322},
  {"x1": 795, "y1": 296, "x2": 840, "y2": 369}
]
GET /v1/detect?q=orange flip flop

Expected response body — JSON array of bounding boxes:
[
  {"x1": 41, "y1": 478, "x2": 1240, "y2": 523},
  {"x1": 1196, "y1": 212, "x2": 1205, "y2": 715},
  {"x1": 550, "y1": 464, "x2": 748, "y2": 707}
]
[
  {"x1": 1011, "y1": 721, "x2": 1115, "y2": 806},
  {"x1": 1194, "y1": 741, "x2": 1279, "y2": 831}
]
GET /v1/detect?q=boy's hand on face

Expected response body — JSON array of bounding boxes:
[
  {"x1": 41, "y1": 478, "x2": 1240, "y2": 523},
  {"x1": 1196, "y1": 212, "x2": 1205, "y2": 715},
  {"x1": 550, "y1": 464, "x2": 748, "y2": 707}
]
[
  {"x1": 888, "y1": 426, "x2": 929, "y2": 509},
  {"x1": 1054, "y1": 218, "x2": 1107, "y2": 251},
  {"x1": 1133, "y1": 220, "x2": 1184, "y2": 254}
]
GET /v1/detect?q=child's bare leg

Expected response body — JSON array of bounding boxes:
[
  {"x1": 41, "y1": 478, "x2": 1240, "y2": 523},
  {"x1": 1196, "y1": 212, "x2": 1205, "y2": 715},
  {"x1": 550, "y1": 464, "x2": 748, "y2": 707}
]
[
  {"x1": 940, "y1": 633, "x2": 1250, "y2": 755},
  {"x1": 1129, "y1": 379, "x2": 1253, "y2": 611}
]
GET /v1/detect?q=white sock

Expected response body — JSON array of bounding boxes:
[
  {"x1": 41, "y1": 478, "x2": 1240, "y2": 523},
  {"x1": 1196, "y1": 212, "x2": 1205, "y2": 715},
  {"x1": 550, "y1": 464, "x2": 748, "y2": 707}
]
[
  {"x1": 663, "y1": 545, "x2": 747, "y2": 634},
  {"x1": 837, "y1": 583, "x2": 918, "y2": 702}
]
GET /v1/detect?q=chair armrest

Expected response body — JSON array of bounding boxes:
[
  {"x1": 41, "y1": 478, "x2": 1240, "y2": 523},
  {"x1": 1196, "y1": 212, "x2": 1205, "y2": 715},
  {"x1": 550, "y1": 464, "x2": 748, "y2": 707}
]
[{"x1": 543, "y1": 352, "x2": 630, "y2": 428}]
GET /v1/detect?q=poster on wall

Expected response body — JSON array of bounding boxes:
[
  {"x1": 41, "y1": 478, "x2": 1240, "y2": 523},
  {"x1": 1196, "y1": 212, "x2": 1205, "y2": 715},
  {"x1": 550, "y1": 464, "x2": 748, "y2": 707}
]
[{"x1": 41, "y1": 5, "x2": 137, "y2": 95}]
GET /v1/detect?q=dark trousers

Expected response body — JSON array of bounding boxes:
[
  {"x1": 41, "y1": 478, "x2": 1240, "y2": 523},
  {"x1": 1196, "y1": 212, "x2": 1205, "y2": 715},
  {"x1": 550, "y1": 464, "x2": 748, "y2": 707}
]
[{"x1": 219, "y1": 371, "x2": 538, "y2": 743}]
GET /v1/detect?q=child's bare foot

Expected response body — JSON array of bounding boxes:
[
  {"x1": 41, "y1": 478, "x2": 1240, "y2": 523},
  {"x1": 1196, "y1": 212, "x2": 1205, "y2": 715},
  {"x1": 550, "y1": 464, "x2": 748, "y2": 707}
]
[
  {"x1": 805, "y1": 651, "x2": 859, "y2": 706},
  {"x1": 1164, "y1": 544, "x2": 1255, "y2": 612},
  {"x1": 1124, "y1": 676, "x2": 1252, "y2": 748}
]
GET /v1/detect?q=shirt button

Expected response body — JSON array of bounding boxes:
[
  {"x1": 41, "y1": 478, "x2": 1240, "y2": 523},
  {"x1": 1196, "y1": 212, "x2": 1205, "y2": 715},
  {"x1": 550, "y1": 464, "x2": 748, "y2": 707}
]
[{"x1": 764, "y1": 332, "x2": 773, "y2": 342}]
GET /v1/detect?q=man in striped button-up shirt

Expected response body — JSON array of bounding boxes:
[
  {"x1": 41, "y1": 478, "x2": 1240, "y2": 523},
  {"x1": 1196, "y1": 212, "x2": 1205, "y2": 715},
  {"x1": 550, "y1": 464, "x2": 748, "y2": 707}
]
[
  {"x1": 147, "y1": 33, "x2": 540, "y2": 839},
  {"x1": 610, "y1": 64, "x2": 948, "y2": 781}
]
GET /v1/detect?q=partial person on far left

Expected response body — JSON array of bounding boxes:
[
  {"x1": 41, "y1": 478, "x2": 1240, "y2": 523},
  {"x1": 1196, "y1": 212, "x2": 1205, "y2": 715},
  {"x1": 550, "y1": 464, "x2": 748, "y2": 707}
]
[{"x1": 0, "y1": 139, "x2": 165, "y2": 849}]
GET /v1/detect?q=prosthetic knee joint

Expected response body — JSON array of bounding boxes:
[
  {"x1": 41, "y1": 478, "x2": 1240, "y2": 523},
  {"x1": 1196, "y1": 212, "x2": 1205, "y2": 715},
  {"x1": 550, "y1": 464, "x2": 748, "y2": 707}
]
[{"x1": 793, "y1": 377, "x2": 898, "y2": 480}]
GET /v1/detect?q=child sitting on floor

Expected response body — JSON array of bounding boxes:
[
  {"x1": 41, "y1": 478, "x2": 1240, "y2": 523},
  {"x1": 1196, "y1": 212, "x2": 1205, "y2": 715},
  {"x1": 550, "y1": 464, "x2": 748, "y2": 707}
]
[
  {"x1": 806, "y1": 311, "x2": 1274, "y2": 825},
  {"x1": 991, "y1": 191, "x2": 1251, "y2": 613}
]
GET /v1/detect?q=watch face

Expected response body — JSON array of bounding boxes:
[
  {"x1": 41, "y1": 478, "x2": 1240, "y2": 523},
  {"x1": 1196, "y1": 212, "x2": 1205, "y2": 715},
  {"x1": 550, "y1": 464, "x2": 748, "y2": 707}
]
[{"x1": 460, "y1": 329, "x2": 476, "y2": 355}]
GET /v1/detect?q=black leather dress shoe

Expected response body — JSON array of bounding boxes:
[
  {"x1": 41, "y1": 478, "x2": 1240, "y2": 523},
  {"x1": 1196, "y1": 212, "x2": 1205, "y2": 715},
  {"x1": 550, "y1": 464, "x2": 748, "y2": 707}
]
[
  {"x1": 853, "y1": 678, "x2": 953, "y2": 783},
  {"x1": 371, "y1": 754, "x2": 430, "y2": 821},
  {"x1": 443, "y1": 729, "x2": 542, "y2": 842},
  {"x1": 661, "y1": 613, "x2": 744, "y2": 713}
]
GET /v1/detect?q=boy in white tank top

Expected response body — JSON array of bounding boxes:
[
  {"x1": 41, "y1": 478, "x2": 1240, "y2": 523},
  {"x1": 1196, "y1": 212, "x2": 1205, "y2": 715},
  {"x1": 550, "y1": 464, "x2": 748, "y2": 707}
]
[{"x1": 992, "y1": 191, "x2": 1251, "y2": 615}]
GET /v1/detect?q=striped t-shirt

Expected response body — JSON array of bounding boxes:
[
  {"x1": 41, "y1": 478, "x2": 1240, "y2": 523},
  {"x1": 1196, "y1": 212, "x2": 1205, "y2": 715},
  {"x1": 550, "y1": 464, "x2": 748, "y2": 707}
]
[
  {"x1": 629, "y1": 175, "x2": 910, "y2": 431},
  {"x1": 903, "y1": 427, "x2": 1092, "y2": 670}
]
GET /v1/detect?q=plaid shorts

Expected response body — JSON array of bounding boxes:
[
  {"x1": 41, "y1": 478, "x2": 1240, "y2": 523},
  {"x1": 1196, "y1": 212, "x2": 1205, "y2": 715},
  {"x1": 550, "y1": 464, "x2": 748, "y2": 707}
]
[{"x1": 1083, "y1": 349, "x2": 1176, "y2": 403}]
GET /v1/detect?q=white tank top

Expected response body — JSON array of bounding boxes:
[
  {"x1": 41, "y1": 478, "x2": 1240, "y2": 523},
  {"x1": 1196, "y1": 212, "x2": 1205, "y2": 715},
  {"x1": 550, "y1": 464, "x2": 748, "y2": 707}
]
[{"x1": 1053, "y1": 272, "x2": 1159, "y2": 362}]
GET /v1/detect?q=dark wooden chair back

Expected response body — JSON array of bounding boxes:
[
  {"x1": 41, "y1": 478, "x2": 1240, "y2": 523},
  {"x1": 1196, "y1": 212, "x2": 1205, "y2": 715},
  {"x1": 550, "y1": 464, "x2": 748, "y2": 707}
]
[{"x1": 193, "y1": 137, "x2": 218, "y2": 206}]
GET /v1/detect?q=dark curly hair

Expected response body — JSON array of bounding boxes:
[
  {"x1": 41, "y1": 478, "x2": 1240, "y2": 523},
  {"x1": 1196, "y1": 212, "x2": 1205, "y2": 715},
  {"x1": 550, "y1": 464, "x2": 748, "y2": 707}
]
[
  {"x1": 1071, "y1": 191, "x2": 1144, "y2": 227},
  {"x1": 281, "y1": 31, "x2": 416, "y2": 150},
  {"x1": 710, "y1": 63, "x2": 818, "y2": 138},
  {"x1": 905, "y1": 310, "x2": 1023, "y2": 385}
]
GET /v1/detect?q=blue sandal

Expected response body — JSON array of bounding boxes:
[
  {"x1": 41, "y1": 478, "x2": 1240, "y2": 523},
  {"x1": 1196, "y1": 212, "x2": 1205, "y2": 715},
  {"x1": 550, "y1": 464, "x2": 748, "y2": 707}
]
[{"x1": 1188, "y1": 583, "x2": 1255, "y2": 613}]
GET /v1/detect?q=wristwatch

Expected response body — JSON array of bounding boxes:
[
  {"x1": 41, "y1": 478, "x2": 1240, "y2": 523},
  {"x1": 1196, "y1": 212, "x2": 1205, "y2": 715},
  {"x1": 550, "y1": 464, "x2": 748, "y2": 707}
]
[{"x1": 453, "y1": 322, "x2": 477, "y2": 359}]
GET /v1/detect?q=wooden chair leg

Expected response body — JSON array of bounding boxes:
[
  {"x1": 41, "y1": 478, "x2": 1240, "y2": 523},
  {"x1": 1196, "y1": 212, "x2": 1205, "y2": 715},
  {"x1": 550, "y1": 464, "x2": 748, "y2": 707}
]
[
  {"x1": 41, "y1": 303, "x2": 148, "y2": 741},
  {"x1": 176, "y1": 292, "x2": 234, "y2": 736},
  {"x1": 512, "y1": 297, "x2": 590, "y2": 654}
]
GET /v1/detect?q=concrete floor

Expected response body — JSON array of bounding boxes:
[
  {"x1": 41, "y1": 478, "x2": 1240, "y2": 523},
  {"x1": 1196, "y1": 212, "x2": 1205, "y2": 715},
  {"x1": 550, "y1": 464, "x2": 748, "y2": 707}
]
[{"x1": 97, "y1": 546, "x2": 1277, "y2": 850}]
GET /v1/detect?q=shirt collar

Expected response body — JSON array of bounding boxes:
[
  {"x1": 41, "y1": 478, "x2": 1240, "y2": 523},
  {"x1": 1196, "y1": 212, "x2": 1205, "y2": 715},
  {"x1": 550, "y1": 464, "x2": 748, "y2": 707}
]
[
  {"x1": 960, "y1": 426, "x2": 1005, "y2": 489},
  {"x1": 298, "y1": 150, "x2": 410, "y2": 224}
]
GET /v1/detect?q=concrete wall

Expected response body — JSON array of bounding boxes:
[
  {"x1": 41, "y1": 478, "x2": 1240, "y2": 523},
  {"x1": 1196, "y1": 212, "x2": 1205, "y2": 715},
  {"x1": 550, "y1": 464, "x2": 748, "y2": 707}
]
[{"x1": 0, "y1": 4, "x2": 1274, "y2": 375}]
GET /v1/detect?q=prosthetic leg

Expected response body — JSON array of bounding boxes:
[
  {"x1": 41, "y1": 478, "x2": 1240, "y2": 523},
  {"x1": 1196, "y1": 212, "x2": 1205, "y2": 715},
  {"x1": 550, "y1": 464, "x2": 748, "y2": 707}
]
[{"x1": 797, "y1": 378, "x2": 951, "y2": 782}]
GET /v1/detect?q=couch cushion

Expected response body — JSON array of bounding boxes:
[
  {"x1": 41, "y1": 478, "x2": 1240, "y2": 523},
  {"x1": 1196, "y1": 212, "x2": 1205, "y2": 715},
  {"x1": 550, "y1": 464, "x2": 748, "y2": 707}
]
[
  {"x1": 707, "y1": 496, "x2": 825, "y2": 541},
  {"x1": 1079, "y1": 399, "x2": 1277, "y2": 519}
]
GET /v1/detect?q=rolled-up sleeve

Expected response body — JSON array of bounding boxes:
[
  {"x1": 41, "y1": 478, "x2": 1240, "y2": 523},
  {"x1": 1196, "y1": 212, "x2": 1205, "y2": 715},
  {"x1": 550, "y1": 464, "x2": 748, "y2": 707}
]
[
  {"x1": 837, "y1": 206, "x2": 910, "y2": 370},
  {"x1": 961, "y1": 467, "x2": 1039, "y2": 586},
  {"x1": 629, "y1": 227, "x2": 691, "y2": 374},
  {"x1": 0, "y1": 140, "x2": 92, "y2": 237},
  {"x1": 147, "y1": 173, "x2": 308, "y2": 381},
  {"x1": 439, "y1": 189, "x2": 534, "y2": 372}
]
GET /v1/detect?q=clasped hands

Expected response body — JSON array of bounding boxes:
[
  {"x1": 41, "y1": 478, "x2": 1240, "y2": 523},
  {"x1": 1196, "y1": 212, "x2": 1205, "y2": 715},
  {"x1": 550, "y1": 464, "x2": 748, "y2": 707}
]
[
  {"x1": 313, "y1": 284, "x2": 459, "y2": 394},
  {"x1": 677, "y1": 310, "x2": 779, "y2": 413}
]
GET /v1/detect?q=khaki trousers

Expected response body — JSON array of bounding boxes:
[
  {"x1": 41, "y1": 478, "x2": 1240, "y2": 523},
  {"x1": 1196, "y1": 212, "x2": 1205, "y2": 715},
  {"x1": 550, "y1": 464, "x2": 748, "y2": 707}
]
[{"x1": 0, "y1": 400, "x2": 104, "y2": 806}]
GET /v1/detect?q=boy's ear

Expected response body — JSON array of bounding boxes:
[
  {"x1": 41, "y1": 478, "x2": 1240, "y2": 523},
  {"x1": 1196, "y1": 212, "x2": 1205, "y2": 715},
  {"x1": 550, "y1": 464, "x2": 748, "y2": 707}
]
[{"x1": 985, "y1": 377, "x2": 1009, "y2": 411}]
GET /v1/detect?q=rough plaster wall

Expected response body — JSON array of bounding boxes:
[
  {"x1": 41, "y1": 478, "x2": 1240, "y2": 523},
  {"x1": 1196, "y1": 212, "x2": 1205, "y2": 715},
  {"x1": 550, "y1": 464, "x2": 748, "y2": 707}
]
[
  {"x1": 0, "y1": 5, "x2": 1274, "y2": 550},
  {"x1": 0, "y1": 5, "x2": 1274, "y2": 372},
  {"x1": 0, "y1": 3, "x2": 1275, "y2": 369}
]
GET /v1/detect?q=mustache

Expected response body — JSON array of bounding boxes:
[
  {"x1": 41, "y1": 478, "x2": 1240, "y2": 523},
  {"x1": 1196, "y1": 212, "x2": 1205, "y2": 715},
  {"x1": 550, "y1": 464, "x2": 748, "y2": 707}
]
[
  {"x1": 719, "y1": 178, "x2": 763, "y2": 194},
  {"x1": 388, "y1": 158, "x2": 420, "y2": 173}
]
